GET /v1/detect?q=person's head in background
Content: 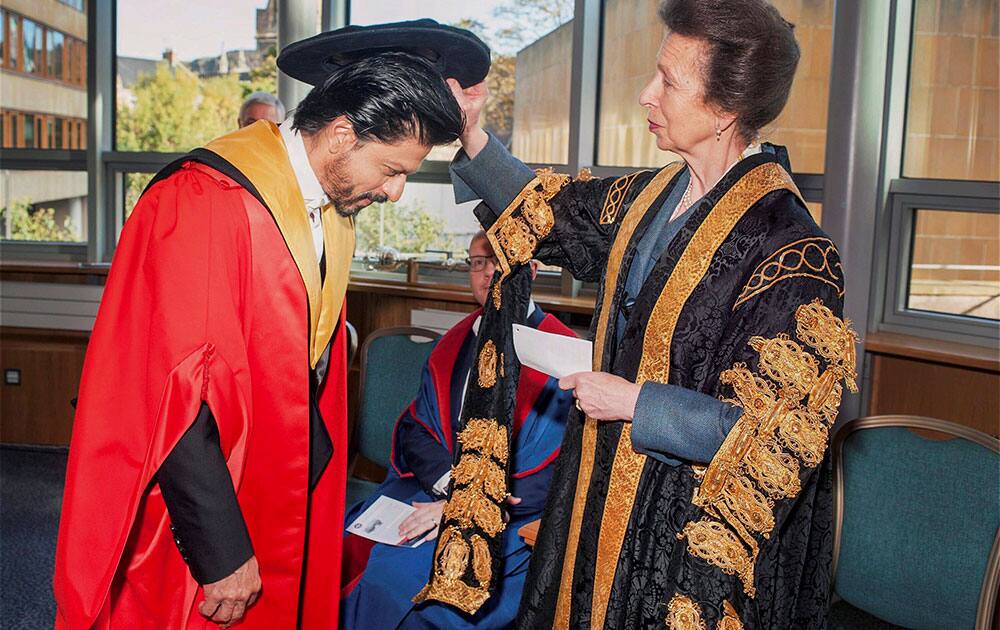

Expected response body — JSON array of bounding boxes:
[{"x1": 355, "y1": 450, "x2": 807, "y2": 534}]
[
  {"x1": 292, "y1": 53, "x2": 463, "y2": 218},
  {"x1": 238, "y1": 92, "x2": 286, "y2": 128},
  {"x1": 467, "y1": 230, "x2": 538, "y2": 308}
]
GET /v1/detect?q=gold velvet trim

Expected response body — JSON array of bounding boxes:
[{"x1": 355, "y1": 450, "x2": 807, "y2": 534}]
[
  {"x1": 600, "y1": 171, "x2": 643, "y2": 224},
  {"x1": 592, "y1": 164, "x2": 684, "y2": 371},
  {"x1": 637, "y1": 162, "x2": 803, "y2": 384},
  {"x1": 204, "y1": 121, "x2": 355, "y2": 368},
  {"x1": 485, "y1": 168, "x2": 569, "y2": 309},
  {"x1": 682, "y1": 300, "x2": 858, "y2": 596},
  {"x1": 589, "y1": 162, "x2": 801, "y2": 628},
  {"x1": 666, "y1": 594, "x2": 707, "y2": 630},
  {"x1": 552, "y1": 163, "x2": 681, "y2": 630},
  {"x1": 734, "y1": 237, "x2": 843, "y2": 309}
]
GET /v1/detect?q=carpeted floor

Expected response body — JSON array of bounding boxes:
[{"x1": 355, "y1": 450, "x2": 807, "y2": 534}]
[{"x1": 1, "y1": 445, "x2": 67, "y2": 630}]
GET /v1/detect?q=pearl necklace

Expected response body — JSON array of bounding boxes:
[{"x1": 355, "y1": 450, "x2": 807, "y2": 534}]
[{"x1": 676, "y1": 142, "x2": 760, "y2": 216}]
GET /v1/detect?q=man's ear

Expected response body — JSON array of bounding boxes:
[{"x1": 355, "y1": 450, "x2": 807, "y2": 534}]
[
  {"x1": 529, "y1": 260, "x2": 540, "y2": 280},
  {"x1": 323, "y1": 115, "x2": 358, "y2": 154}
]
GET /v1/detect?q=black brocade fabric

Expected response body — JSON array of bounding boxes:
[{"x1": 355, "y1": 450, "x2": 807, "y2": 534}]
[
  {"x1": 508, "y1": 152, "x2": 842, "y2": 629},
  {"x1": 417, "y1": 264, "x2": 532, "y2": 608}
]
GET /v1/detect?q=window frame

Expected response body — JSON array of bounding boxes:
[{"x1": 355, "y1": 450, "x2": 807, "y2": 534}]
[
  {"x1": 2, "y1": 0, "x2": 995, "y2": 332},
  {"x1": 867, "y1": 0, "x2": 1000, "y2": 349},
  {"x1": 880, "y1": 180, "x2": 1000, "y2": 343},
  {"x1": 0, "y1": 3, "x2": 90, "y2": 256}
]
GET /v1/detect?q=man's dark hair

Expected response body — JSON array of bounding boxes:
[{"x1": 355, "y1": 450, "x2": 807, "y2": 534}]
[
  {"x1": 659, "y1": 0, "x2": 800, "y2": 143},
  {"x1": 292, "y1": 52, "x2": 464, "y2": 146}
]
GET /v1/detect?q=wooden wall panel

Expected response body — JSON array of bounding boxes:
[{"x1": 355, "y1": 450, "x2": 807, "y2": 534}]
[
  {"x1": 868, "y1": 354, "x2": 1000, "y2": 438},
  {"x1": 0, "y1": 328, "x2": 87, "y2": 445}
]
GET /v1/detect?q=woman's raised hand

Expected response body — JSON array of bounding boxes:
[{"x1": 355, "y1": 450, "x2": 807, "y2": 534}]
[{"x1": 446, "y1": 78, "x2": 490, "y2": 158}]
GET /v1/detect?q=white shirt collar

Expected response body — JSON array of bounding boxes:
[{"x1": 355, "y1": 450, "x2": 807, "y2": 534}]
[{"x1": 279, "y1": 118, "x2": 328, "y2": 211}]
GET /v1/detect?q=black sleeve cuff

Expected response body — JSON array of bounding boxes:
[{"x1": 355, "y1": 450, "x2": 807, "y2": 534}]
[{"x1": 158, "y1": 403, "x2": 254, "y2": 585}]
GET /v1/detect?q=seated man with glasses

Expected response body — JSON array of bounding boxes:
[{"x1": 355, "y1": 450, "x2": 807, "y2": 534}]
[{"x1": 340, "y1": 230, "x2": 577, "y2": 629}]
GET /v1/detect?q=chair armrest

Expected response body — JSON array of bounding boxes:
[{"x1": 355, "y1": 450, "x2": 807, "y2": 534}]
[{"x1": 519, "y1": 519, "x2": 541, "y2": 547}]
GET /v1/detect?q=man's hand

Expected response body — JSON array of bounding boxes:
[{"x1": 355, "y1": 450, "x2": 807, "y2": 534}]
[
  {"x1": 199, "y1": 556, "x2": 261, "y2": 628},
  {"x1": 446, "y1": 78, "x2": 489, "y2": 159},
  {"x1": 559, "y1": 372, "x2": 642, "y2": 422},
  {"x1": 399, "y1": 500, "x2": 445, "y2": 543}
]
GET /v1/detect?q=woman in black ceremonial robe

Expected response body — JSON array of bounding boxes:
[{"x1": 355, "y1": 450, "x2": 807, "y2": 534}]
[{"x1": 444, "y1": 0, "x2": 857, "y2": 628}]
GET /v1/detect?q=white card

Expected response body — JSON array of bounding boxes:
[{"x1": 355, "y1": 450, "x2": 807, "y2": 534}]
[
  {"x1": 345, "y1": 495, "x2": 427, "y2": 548},
  {"x1": 512, "y1": 324, "x2": 593, "y2": 379}
]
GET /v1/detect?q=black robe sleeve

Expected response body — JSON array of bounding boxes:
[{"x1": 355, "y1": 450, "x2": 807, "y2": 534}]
[
  {"x1": 473, "y1": 169, "x2": 658, "y2": 283},
  {"x1": 157, "y1": 403, "x2": 254, "y2": 585}
]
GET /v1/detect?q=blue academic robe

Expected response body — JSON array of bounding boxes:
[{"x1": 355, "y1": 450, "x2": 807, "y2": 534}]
[{"x1": 340, "y1": 307, "x2": 575, "y2": 629}]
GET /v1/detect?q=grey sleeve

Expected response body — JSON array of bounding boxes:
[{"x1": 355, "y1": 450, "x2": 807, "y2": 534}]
[
  {"x1": 630, "y1": 382, "x2": 744, "y2": 465},
  {"x1": 450, "y1": 131, "x2": 536, "y2": 218}
]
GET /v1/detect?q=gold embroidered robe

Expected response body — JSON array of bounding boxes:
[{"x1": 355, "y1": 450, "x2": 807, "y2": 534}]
[{"x1": 470, "y1": 149, "x2": 856, "y2": 630}]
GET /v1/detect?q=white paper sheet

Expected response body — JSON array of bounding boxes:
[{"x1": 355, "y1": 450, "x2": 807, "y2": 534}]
[
  {"x1": 512, "y1": 324, "x2": 593, "y2": 379},
  {"x1": 345, "y1": 495, "x2": 427, "y2": 547}
]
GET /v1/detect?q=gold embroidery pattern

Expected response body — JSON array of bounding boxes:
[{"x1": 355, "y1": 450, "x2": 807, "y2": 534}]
[
  {"x1": 471, "y1": 535, "x2": 492, "y2": 589},
  {"x1": 682, "y1": 300, "x2": 857, "y2": 596},
  {"x1": 417, "y1": 418, "x2": 510, "y2": 613},
  {"x1": 680, "y1": 520, "x2": 756, "y2": 596},
  {"x1": 666, "y1": 594, "x2": 706, "y2": 630},
  {"x1": 576, "y1": 167, "x2": 595, "y2": 181},
  {"x1": 591, "y1": 163, "x2": 800, "y2": 628},
  {"x1": 600, "y1": 171, "x2": 642, "y2": 224},
  {"x1": 478, "y1": 340, "x2": 498, "y2": 389},
  {"x1": 717, "y1": 601, "x2": 743, "y2": 630},
  {"x1": 486, "y1": 168, "x2": 570, "y2": 309},
  {"x1": 734, "y1": 237, "x2": 843, "y2": 309},
  {"x1": 457, "y1": 418, "x2": 509, "y2": 462},
  {"x1": 491, "y1": 282, "x2": 502, "y2": 310},
  {"x1": 554, "y1": 164, "x2": 682, "y2": 630},
  {"x1": 413, "y1": 527, "x2": 491, "y2": 612}
]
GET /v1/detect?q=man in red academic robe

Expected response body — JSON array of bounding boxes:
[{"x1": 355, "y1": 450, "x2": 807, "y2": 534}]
[{"x1": 53, "y1": 20, "x2": 489, "y2": 629}]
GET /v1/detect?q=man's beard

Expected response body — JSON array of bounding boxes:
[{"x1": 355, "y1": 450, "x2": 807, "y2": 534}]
[{"x1": 323, "y1": 153, "x2": 389, "y2": 218}]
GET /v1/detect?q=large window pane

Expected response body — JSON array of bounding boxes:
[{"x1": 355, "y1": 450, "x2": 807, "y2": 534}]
[
  {"x1": 8, "y1": 13, "x2": 18, "y2": 70},
  {"x1": 597, "y1": 0, "x2": 833, "y2": 173},
  {"x1": 907, "y1": 209, "x2": 999, "y2": 320},
  {"x1": 353, "y1": 182, "x2": 481, "y2": 259},
  {"x1": 21, "y1": 18, "x2": 39, "y2": 74},
  {"x1": 0, "y1": 6, "x2": 87, "y2": 151},
  {"x1": 47, "y1": 30, "x2": 64, "y2": 78},
  {"x1": 904, "y1": 0, "x2": 999, "y2": 181},
  {"x1": 350, "y1": 0, "x2": 574, "y2": 164},
  {"x1": 116, "y1": 0, "x2": 279, "y2": 152},
  {"x1": 0, "y1": 170, "x2": 88, "y2": 243}
]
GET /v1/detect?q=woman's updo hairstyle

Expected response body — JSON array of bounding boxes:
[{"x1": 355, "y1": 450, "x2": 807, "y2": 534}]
[{"x1": 659, "y1": 0, "x2": 800, "y2": 144}]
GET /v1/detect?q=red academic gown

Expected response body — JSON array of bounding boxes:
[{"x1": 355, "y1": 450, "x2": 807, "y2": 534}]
[{"x1": 53, "y1": 122, "x2": 353, "y2": 628}]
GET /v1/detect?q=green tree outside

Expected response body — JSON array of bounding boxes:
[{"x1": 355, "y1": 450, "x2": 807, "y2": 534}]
[
  {"x1": 354, "y1": 199, "x2": 457, "y2": 255},
  {"x1": 0, "y1": 200, "x2": 79, "y2": 242}
]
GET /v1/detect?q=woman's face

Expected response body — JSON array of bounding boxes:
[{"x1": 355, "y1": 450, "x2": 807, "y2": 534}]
[{"x1": 639, "y1": 31, "x2": 723, "y2": 156}]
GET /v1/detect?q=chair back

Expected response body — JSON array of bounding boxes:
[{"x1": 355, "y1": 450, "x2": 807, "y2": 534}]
[
  {"x1": 357, "y1": 326, "x2": 440, "y2": 469},
  {"x1": 832, "y1": 415, "x2": 1000, "y2": 630},
  {"x1": 345, "y1": 320, "x2": 359, "y2": 368}
]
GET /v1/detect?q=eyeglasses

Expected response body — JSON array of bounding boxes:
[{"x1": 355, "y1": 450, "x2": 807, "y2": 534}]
[{"x1": 465, "y1": 255, "x2": 499, "y2": 272}]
